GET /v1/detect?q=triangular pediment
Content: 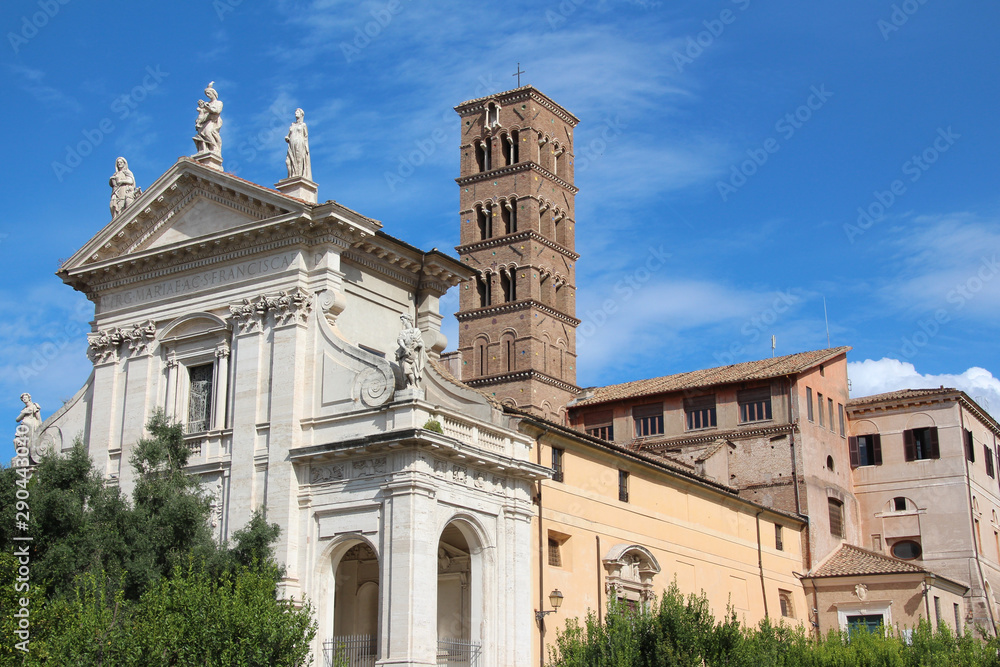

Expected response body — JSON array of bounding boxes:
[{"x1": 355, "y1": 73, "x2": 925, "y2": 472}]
[{"x1": 62, "y1": 158, "x2": 306, "y2": 269}]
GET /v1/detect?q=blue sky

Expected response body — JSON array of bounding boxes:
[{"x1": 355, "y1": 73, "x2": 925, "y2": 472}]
[{"x1": 2, "y1": 0, "x2": 999, "y2": 460}]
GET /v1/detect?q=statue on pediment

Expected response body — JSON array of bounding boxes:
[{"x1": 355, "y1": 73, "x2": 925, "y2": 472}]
[
  {"x1": 193, "y1": 81, "x2": 224, "y2": 156},
  {"x1": 396, "y1": 314, "x2": 424, "y2": 389},
  {"x1": 109, "y1": 157, "x2": 139, "y2": 218},
  {"x1": 285, "y1": 108, "x2": 312, "y2": 180}
]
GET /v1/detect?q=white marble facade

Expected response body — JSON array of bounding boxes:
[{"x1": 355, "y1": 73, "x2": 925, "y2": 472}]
[{"x1": 40, "y1": 157, "x2": 544, "y2": 666}]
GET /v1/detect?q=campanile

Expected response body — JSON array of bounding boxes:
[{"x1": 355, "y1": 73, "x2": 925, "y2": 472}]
[{"x1": 454, "y1": 86, "x2": 580, "y2": 419}]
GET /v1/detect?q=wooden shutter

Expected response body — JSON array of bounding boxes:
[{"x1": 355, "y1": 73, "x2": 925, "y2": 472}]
[
  {"x1": 872, "y1": 434, "x2": 883, "y2": 466},
  {"x1": 903, "y1": 429, "x2": 916, "y2": 461},
  {"x1": 929, "y1": 427, "x2": 940, "y2": 459},
  {"x1": 849, "y1": 437, "x2": 859, "y2": 469},
  {"x1": 966, "y1": 430, "x2": 976, "y2": 462}
]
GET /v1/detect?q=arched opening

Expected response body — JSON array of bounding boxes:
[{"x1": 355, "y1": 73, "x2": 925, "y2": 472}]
[
  {"x1": 476, "y1": 203, "x2": 492, "y2": 240},
  {"x1": 502, "y1": 130, "x2": 519, "y2": 164},
  {"x1": 475, "y1": 337, "x2": 488, "y2": 377},
  {"x1": 475, "y1": 139, "x2": 490, "y2": 173},
  {"x1": 476, "y1": 273, "x2": 491, "y2": 308},
  {"x1": 437, "y1": 521, "x2": 484, "y2": 666},
  {"x1": 500, "y1": 199, "x2": 516, "y2": 235},
  {"x1": 324, "y1": 539, "x2": 380, "y2": 667},
  {"x1": 500, "y1": 270, "x2": 515, "y2": 302}
]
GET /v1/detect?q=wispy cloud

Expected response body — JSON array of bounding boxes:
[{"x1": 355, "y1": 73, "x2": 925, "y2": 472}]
[{"x1": 7, "y1": 65, "x2": 82, "y2": 116}]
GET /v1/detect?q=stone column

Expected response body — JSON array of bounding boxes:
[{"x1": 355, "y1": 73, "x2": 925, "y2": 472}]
[
  {"x1": 118, "y1": 345, "x2": 158, "y2": 497},
  {"x1": 228, "y1": 316, "x2": 266, "y2": 537},
  {"x1": 213, "y1": 341, "x2": 230, "y2": 430},
  {"x1": 378, "y1": 474, "x2": 439, "y2": 667},
  {"x1": 267, "y1": 300, "x2": 312, "y2": 602},
  {"x1": 164, "y1": 350, "x2": 179, "y2": 419},
  {"x1": 86, "y1": 336, "x2": 122, "y2": 482}
]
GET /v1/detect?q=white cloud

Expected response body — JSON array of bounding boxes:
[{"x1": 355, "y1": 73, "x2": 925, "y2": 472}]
[{"x1": 848, "y1": 358, "x2": 1000, "y2": 420}]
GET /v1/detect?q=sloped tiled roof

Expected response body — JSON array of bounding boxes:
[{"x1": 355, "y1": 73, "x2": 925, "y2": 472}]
[
  {"x1": 571, "y1": 347, "x2": 851, "y2": 407},
  {"x1": 809, "y1": 544, "x2": 925, "y2": 578},
  {"x1": 847, "y1": 387, "x2": 956, "y2": 407}
]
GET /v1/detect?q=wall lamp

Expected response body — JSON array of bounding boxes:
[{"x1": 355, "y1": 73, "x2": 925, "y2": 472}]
[{"x1": 535, "y1": 589, "x2": 564, "y2": 623}]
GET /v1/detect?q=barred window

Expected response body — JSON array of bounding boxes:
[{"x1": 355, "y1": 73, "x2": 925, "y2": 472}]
[
  {"x1": 685, "y1": 395, "x2": 717, "y2": 431},
  {"x1": 187, "y1": 363, "x2": 214, "y2": 433},
  {"x1": 738, "y1": 387, "x2": 772, "y2": 423},
  {"x1": 551, "y1": 447, "x2": 564, "y2": 483},
  {"x1": 585, "y1": 410, "x2": 614, "y2": 442},
  {"x1": 828, "y1": 498, "x2": 844, "y2": 539},
  {"x1": 633, "y1": 403, "x2": 664, "y2": 437},
  {"x1": 548, "y1": 538, "x2": 562, "y2": 567}
]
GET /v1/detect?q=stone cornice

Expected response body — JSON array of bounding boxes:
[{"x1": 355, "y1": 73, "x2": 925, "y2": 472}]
[
  {"x1": 638, "y1": 422, "x2": 797, "y2": 451},
  {"x1": 455, "y1": 299, "x2": 580, "y2": 327},
  {"x1": 455, "y1": 161, "x2": 578, "y2": 195},
  {"x1": 456, "y1": 230, "x2": 579, "y2": 261},
  {"x1": 466, "y1": 369, "x2": 580, "y2": 394},
  {"x1": 455, "y1": 86, "x2": 581, "y2": 126}
]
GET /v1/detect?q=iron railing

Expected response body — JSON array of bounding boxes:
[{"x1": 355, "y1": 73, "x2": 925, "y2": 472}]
[
  {"x1": 437, "y1": 638, "x2": 481, "y2": 667},
  {"x1": 323, "y1": 635, "x2": 377, "y2": 667}
]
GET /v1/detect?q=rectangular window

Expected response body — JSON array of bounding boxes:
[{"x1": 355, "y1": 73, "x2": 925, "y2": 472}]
[
  {"x1": 965, "y1": 429, "x2": 976, "y2": 462},
  {"x1": 955, "y1": 603, "x2": 962, "y2": 636},
  {"x1": 548, "y1": 537, "x2": 562, "y2": 567},
  {"x1": 872, "y1": 534, "x2": 882, "y2": 552},
  {"x1": 828, "y1": 498, "x2": 844, "y2": 538},
  {"x1": 817, "y1": 393, "x2": 824, "y2": 426},
  {"x1": 633, "y1": 403, "x2": 664, "y2": 437},
  {"x1": 584, "y1": 410, "x2": 614, "y2": 442},
  {"x1": 738, "y1": 387, "x2": 772, "y2": 423},
  {"x1": 838, "y1": 403, "x2": 846, "y2": 437},
  {"x1": 986, "y1": 444, "x2": 995, "y2": 478},
  {"x1": 828, "y1": 398, "x2": 835, "y2": 432},
  {"x1": 934, "y1": 596, "x2": 941, "y2": 626},
  {"x1": 551, "y1": 447, "x2": 564, "y2": 483},
  {"x1": 684, "y1": 395, "x2": 717, "y2": 431},
  {"x1": 187, "y1": 363, "x2": 214, "y2": 433},
  {"x1": 806, "y1": 387, "x2": 814, "y2": 422},
  {"x1": 618, "y1": 470, "x2": 629, "y2": 503},
  {"x1": 774, "y1": 524, "x2": 784, "y2": 551},
  {"x1": 849, "y1": 434, "x2": 883, "y2": 468},
  {"x1": 903, "y1": 427, "x2": 940, "y2": 461}
]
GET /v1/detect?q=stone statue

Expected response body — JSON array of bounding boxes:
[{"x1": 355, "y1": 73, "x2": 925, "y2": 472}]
[
  {"x1": 396, "y1": 314, "x2": 424, "y2": 389},
  {"x1": 193, "y1": 81, "x2": 223, "y2": 156},
  {"x1": 284, "y1": 108, "x2": 312, "y2": 180},
  {"x1": 109, "y1": 157, "x2": 140, "y2": 217},
  {"x1": 15, "y1": 393, "x2": 43, "y2": 463}
]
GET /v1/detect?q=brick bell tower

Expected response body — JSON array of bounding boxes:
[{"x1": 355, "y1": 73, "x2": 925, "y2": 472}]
[{"x1": 454, "y1": 86, "x2": 581, "y2": 419}]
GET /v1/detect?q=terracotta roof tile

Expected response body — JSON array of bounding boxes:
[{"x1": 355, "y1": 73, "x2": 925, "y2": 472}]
[
  {"x1": 572, "y1": 347, "x2": 851, "y2": 407},
  {"x1": 847, "y1": 387, "x2": 956, "y2": 407},
  {"x1": 810, "y1": 544, "x2": 925, "y2": 578}
]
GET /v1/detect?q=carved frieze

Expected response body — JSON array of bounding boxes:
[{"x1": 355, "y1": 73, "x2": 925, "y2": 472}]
[
  {"x1": 229, "y1": 288, "x2": 312, "y2": 333},
  {"x1": 87, "y1": 320, "x2": 156, "y2": 363},
  {"x1": 309, "y1": 457, "x2": 387, "y2": 486}
]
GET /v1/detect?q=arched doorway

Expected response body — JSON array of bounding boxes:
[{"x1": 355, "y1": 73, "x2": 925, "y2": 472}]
[
  {"x1": 437, "y1": 521, "x2": 483, "y2": 666},
  {"x1": 326, "y1": 540, "x2": 379, "y2": 667}
]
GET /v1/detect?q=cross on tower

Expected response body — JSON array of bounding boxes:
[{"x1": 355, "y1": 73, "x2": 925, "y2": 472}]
[{"x1": 513, "y1": 63, "x2": 525, "y2": 87}]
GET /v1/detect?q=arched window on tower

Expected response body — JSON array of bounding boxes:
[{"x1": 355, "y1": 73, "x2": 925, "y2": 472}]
[
  {"x1": 501, "y1": 199, "x2": 516, "y2": 235},
  {"x1": 552, "y1": 141, "x2": 563, "y2": 176},
  {"x1": 476, "y1": 204, "x2": 492, "y2": 240},
  {"x1": 476, "y1": 273, "x2": 491, "y2": 308},
  {"x1": 554, "y1": 280, "x2": 564, "y2": 312},
  {"x1": 501, "y1": 333, "x2": 515, "y2": 373},
  {"x1": 486, "y1": 102, "x2": 500, "y2": 129},
  {"x1": 538, "y1": 200, "x2": 550, "y2": 237},
  {"x1": 475, "y1": 338, "x2": 488, "y2": 377},
  {"x1": 539, "y1": 273, "x2": 552, "y2": 307},
  {"x1": 475, "y1": 138, "x2": 491, "y2": 172},
  {"x1": 538, "y1": 134, "x2": 549, "y2": 165},
  {"x1": 553, "y1": 211, "x2": 565, "y2": 245},
  {"x1": 500, "y1": 270, "x2": 516, "y2": 302},
  {"x1": 504, "y1": 130, "x2": 519, "y2": 164}
]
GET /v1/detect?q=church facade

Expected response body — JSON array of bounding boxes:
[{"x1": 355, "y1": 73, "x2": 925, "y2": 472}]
[{"x1": 27, "y1": 82, "x2": 1000, "y2": 666}]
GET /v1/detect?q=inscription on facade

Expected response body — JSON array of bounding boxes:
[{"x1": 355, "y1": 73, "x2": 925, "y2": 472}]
[{"x1": 99, "y1": 252, "x2": 299, "y2": 310}]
